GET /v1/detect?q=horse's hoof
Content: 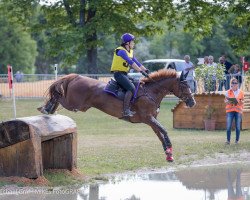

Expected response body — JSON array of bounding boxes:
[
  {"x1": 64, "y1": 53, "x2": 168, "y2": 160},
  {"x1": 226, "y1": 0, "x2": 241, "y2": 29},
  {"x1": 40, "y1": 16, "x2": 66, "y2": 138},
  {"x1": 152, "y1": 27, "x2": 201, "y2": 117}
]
[
  {"x1": 37, "y1": 106, "x2": 49, "y2": 114},
  {"x1": 166, "y1": 147, "x2": 174, "y2": 162},
  {"x1": 166, "y1": 155, "x2": 174, "y2": 162}
]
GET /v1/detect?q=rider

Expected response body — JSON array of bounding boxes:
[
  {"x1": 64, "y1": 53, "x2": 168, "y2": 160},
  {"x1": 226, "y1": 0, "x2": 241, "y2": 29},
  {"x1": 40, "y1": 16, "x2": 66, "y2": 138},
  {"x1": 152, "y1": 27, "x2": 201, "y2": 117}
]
[{"x1": 110, "y1": 33, "x2": 149, "y2": 117}]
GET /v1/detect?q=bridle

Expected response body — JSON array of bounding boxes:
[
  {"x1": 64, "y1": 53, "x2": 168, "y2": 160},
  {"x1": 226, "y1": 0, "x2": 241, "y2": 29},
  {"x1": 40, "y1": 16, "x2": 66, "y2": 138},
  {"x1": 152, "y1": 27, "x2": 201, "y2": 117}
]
[
  {"x1": 136, "y1": 76, "x2": 192, "y2": 107},
  {"x1": 177, "y1": 80, "x2": 193, "y2": 102}
]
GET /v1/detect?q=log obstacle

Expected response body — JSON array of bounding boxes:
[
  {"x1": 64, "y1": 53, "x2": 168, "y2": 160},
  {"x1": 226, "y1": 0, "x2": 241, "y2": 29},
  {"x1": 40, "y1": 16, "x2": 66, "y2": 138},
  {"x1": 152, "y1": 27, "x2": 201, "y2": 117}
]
[{"x1": 0, "y1": 114, "x2": 77, "y2": 178}]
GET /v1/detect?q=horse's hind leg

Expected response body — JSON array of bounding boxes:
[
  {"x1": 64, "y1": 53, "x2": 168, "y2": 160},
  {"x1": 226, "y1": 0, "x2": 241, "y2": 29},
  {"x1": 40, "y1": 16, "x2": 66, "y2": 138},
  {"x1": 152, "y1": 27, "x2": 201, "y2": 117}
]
[
  {"x1": 58, "y1": 98, "x2": 77, "y2": 112},
  {"x1": 147, "y1": 116, "x2": 173, "y2": 162},
  {"x1": 37, "y1": 97, "x2": 59, "y2": 114}
]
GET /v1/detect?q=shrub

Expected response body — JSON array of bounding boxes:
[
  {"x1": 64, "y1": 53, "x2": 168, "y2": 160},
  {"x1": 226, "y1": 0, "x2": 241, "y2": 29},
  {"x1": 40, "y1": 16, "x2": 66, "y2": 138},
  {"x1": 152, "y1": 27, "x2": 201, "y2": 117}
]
[{"x1": 195, "y1": 64, "x2": 225, "y2": 93}]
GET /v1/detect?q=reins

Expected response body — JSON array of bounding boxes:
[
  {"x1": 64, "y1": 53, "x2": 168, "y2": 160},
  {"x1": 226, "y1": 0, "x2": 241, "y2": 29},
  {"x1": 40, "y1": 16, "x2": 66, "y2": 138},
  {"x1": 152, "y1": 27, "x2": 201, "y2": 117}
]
[
  {"x1": 138, "y1": 76, "x2": 171, "y2": 108},
  {"x1": 140, "y1": 75, "x2": 191, "y2": 105}
]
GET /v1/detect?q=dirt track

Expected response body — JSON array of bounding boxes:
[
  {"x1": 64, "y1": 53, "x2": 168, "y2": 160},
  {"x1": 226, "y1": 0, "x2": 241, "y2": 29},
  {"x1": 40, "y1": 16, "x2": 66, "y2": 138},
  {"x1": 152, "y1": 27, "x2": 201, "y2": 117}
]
[{"x1": 0, "y1": 80, "x2": 54, "y2": 98}]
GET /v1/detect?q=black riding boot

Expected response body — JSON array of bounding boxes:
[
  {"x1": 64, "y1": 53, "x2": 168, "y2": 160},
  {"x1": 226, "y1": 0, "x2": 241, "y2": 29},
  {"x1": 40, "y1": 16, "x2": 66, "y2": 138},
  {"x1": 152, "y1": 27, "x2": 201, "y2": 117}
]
[{"x1": 123, "y1": 91, "x2": 136, "y2": 117}]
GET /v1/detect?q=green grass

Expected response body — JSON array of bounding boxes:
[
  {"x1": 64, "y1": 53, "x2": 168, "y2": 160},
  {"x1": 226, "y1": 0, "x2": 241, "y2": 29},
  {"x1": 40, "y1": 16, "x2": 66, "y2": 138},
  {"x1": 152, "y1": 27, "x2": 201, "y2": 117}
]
[{"x1": 1, "y1": 98, "x2": 250, "y2": 186}]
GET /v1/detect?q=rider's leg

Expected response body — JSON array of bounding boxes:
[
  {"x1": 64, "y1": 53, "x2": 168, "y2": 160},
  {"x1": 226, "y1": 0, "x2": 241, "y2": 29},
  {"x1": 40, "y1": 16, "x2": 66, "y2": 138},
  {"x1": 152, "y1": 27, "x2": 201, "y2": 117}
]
[
  {"x1": 114, "y1": 72, "x2": 136, "y2": 117},
  {"x1": 123, "y1": 90, "x2": 136, "y2": 117}
]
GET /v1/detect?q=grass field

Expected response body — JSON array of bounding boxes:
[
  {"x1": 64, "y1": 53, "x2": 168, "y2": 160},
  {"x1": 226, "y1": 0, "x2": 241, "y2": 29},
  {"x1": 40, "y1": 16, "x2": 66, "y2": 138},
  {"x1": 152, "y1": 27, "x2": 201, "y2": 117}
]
[{"x1": 1, "y1": 98, "x2": 250, "y2": 186}]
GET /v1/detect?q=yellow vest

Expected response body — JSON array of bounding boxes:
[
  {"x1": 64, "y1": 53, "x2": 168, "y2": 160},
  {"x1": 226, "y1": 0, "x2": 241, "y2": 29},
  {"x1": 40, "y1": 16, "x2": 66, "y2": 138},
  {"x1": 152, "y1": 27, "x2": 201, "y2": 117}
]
[{"x1": 110, "y1": 47, "x2": 133, "y2": 72}]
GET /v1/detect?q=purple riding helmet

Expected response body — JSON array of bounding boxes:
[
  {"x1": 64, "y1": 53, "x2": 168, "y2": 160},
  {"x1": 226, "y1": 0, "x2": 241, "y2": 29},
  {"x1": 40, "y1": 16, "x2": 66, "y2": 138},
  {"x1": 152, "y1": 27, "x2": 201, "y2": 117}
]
[{"x1": 121, "y1": 33, "x2": 135, "y2": 44}]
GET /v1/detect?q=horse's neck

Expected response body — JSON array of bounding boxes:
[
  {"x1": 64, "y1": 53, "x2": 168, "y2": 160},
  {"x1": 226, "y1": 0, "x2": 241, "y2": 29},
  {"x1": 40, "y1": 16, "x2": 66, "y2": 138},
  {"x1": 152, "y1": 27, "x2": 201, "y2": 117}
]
[{"x1": 145, "y1": 78, "x2": 174, "y2": 100}]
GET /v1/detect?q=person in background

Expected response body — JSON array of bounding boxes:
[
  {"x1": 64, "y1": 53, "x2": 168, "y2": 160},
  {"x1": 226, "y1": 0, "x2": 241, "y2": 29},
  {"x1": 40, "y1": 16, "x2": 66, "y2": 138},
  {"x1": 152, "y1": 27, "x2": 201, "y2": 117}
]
[
  {"x1": 183, "y1": 55, "x2": 196, "y2": 93},
  {"x1": 15, "y1": 71, "x2": 23, "y2": 82},
  {"x1": 204, "y1": 56, "x2": 209, "y2": 65},
  {"x1": 221, "y1": 55, "x2": 233, "y2": 90},
  {"x1": 228, "y1": 64, "x2": 242, "y2": 88},
  {"x1": 218, "y1": 56, "x2": 226, "y2": 91},
  {"x1": 224, "y1": 78, "x2": 244, "y2": 145},
  {"x1": 110, "y1": 33, "x2": 149, "y2": 117}
]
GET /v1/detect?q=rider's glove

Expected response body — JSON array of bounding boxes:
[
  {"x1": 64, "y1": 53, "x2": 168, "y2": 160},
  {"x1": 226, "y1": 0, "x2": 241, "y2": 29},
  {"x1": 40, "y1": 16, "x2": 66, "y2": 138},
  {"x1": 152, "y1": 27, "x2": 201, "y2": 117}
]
[
  {"x1": 141, "y1": 71, "x2": 149, "y2": 78},
  {"x1": 145, "y1": 69, "x2": 150, "y2": 74}
]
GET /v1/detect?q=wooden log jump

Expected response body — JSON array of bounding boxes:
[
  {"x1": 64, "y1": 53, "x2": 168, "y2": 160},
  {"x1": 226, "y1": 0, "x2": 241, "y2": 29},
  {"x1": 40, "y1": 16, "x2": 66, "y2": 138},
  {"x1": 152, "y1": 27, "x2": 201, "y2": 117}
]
[{"x1": 0, "y1": 114, "x2": 77, "y2": 178}]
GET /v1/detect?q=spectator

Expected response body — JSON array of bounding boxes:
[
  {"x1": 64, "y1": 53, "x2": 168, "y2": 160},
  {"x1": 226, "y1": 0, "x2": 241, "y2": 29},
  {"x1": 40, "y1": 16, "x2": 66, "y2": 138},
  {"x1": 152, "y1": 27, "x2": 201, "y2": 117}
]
[
  {"x1": 220, "y1": 55, "x2": 233, "y2": 90},
  {"x1": 228, "y1": 64, "x2": 242, "y2": 88},
  {"x1": 204, "y1": 56, "x2": 209, "y2": 65},
  {"x1": 218, "y1": 56, "x2": 226, "y2": 91},
  {"x1": 183, "y1": 55, "x2": 196, "y2": 93},
  {"x1": 15, "y1": 71, "x2": 23, "y2": 82},
  {"x1": 224, "y1": 78, "x2": 244, "y2": 145}
]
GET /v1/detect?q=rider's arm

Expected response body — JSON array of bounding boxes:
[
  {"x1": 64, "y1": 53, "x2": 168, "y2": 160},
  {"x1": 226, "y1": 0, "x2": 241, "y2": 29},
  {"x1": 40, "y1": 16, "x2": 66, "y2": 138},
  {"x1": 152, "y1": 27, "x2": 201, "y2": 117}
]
[
  {"x1": 132, "y1": 57, "x2": 147, "y2": 71},
  {"x1": 117, "y1": 49, "x2": 142, "y2": 72}
]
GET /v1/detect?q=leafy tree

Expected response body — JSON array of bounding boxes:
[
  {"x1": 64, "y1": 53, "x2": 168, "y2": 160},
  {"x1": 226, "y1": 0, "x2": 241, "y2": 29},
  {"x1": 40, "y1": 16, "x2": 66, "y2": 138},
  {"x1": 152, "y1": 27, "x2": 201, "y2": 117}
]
[
  {"x1": 227, "y1": 0, "x2": 250, "y2": 52},
  {"x1": 32, "y1": 9, "x2": 61, "y2": 74},
  {"x1": 1, "y1": 0, "x2": 249, "y2": 74},
  {"x1": 0, "y1": 15, "x2": 37, "y2": 74},
  {"x1": 176, "y1": 0, "x2": 250, "y2": 54},
  {"x1": 1, "y1": 0, "x2": 177, "y2": 73}
]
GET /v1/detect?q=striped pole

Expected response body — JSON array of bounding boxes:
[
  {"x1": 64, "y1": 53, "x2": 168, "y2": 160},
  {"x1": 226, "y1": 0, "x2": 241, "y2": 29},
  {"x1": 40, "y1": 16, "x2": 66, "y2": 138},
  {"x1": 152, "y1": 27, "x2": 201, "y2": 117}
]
[
  {"x1": 55, "y1": 64, "x2": 58, "y2": 80},
  {"x1": 7, "y1": 65, "x2": 16, "y2": 119},
  {"x1": 54, "y1": 64, "x2": 58, "y2": 114}
]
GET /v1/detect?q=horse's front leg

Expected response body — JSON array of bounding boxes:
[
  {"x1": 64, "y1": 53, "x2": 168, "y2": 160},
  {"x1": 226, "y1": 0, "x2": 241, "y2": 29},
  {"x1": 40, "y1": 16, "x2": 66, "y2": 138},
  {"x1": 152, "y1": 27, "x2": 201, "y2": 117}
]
[{"x1": 147, "y1": 116, "x2": 174, "y2": 162}]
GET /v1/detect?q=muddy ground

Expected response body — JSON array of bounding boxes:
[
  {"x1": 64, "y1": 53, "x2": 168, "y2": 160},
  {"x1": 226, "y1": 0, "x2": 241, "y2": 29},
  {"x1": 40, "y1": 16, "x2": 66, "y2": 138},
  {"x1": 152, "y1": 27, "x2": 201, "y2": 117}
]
[{"x1": 0, "y1": 150, "x2": 250, "y2": 189}]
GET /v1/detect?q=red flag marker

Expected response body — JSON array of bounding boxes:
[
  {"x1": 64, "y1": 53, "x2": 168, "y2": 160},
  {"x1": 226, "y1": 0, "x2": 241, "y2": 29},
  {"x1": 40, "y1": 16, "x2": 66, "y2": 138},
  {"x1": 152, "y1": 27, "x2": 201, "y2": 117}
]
[{"x1": 7, "y1": 65, "x2": 13, "y2": 89}]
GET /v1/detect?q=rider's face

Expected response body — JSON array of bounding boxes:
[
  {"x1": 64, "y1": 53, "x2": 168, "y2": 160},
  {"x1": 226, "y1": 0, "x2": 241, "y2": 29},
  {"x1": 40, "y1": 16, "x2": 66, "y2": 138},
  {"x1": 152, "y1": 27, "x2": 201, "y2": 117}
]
[{"x1": 129, "y1": 40, "x2": 135, "y2": 49}]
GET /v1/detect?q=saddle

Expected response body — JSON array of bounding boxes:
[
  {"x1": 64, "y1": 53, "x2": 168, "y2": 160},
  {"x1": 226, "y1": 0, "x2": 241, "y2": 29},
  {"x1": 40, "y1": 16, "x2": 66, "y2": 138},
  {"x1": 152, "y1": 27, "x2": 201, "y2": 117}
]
[{"x1": 104, "y1": 79, "x2": 140, "y2": 100}]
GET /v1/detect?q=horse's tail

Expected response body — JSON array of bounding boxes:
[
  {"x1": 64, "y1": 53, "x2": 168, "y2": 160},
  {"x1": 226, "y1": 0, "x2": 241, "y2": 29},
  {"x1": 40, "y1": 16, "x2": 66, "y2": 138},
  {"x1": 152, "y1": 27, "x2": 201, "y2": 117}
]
[
  {"x1": 48, "y1": 73, "x2": 79, "y2": 99},
  {"x1": 44, "y1": 73, "x2": 79, "y2": 113}
]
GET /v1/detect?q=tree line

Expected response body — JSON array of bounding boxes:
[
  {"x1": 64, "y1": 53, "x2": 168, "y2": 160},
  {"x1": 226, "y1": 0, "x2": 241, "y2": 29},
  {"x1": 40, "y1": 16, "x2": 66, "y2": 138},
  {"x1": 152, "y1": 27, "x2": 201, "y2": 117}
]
[{"x1": 0, "y1": 0, "x2": 249, "y2": 74}]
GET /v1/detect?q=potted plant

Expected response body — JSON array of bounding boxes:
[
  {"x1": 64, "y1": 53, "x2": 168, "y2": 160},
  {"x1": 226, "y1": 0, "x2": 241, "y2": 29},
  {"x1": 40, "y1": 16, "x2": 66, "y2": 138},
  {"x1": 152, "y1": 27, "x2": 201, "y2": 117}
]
[{"x1": 203, "y1": 105, "x2": 217, "y2": 131}]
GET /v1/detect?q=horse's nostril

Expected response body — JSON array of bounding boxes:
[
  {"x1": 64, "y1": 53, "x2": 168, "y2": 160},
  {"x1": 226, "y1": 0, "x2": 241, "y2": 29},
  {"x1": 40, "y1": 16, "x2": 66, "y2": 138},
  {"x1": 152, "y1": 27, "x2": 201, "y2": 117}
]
[{"x1": 186, "y1": 98, "x2": 196, "y2": 107}]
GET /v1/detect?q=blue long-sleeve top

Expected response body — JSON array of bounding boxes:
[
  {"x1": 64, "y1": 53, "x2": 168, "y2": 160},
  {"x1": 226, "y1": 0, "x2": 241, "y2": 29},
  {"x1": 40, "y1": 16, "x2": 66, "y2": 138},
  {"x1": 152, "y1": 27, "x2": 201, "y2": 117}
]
[{"x1": 117, "y1": 49, "x2": 142, "y2": 67}]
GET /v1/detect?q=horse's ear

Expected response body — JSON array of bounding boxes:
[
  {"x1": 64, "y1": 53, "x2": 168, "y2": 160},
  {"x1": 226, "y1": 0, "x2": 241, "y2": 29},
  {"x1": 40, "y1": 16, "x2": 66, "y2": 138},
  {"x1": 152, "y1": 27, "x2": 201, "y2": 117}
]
[
  {"x1": 180, "y1": 71, "x2": 189, "y2": 81},
  {"x1": 180, "y1": 71, "x2": 184, "y2": 81},
  {"x1": 184, "y1": 71, "x2": 189, "y2": 79}
]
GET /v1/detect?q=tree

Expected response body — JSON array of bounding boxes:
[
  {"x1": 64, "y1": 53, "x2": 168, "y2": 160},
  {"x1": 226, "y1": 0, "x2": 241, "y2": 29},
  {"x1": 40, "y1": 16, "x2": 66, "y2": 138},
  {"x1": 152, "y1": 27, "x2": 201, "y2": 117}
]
[
  {"x1": 1, "y1": 0, "x2": 249, "y2": 74},
  {"x1": 176, "y1": 0, "x2": 250, "y2": 54},
  {"x1": 0, "y1": 15, "x2": 37, "y2": 74},
  {"x1": 1, "y1": 0, "x2": 177, "y2": 73}
]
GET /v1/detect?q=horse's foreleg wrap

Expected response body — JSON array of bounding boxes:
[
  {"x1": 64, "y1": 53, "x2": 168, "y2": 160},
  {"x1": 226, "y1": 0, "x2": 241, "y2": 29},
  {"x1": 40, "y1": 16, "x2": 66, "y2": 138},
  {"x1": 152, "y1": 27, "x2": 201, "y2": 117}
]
[{"x1": 149, "y1": 117, "x2": 172, "y2": 151}]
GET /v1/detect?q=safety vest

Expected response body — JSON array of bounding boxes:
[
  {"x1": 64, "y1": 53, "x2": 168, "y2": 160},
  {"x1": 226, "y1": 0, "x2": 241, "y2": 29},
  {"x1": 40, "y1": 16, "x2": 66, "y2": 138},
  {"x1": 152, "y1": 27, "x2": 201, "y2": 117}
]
[
  {"x1": 110, "y1": 46, "x2": 133, "y2": 72},
  {"x1": 225, "y1": 89, "x2": 244, "y2": 113}
]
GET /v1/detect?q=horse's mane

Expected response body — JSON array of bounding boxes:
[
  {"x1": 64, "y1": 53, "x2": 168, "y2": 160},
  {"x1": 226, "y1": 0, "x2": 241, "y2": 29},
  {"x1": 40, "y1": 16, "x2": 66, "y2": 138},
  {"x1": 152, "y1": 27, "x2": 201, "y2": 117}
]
[{"x1": 141, "y1": 69, "x2": 177, "y2": 83}]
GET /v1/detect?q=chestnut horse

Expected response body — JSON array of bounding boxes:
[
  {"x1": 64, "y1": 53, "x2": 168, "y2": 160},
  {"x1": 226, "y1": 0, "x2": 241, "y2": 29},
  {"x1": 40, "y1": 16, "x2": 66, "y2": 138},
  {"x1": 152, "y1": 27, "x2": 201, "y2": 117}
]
[{"x1": 38, "y1": 69, "x2": 196, "y2": 161}]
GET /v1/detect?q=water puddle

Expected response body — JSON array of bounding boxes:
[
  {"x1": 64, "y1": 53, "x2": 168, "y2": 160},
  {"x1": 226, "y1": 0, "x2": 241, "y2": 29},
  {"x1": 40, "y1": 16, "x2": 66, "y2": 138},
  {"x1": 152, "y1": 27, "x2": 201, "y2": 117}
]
[{"x1": 1, "y1": 164, "x2": 250, "y2": 200}]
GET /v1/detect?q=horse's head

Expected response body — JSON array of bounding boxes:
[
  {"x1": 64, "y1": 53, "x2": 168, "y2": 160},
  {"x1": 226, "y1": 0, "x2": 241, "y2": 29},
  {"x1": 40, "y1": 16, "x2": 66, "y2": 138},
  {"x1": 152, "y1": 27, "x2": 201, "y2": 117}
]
[{"x1": 173, "y1": 71, "x2": 196, "y2": 107}]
